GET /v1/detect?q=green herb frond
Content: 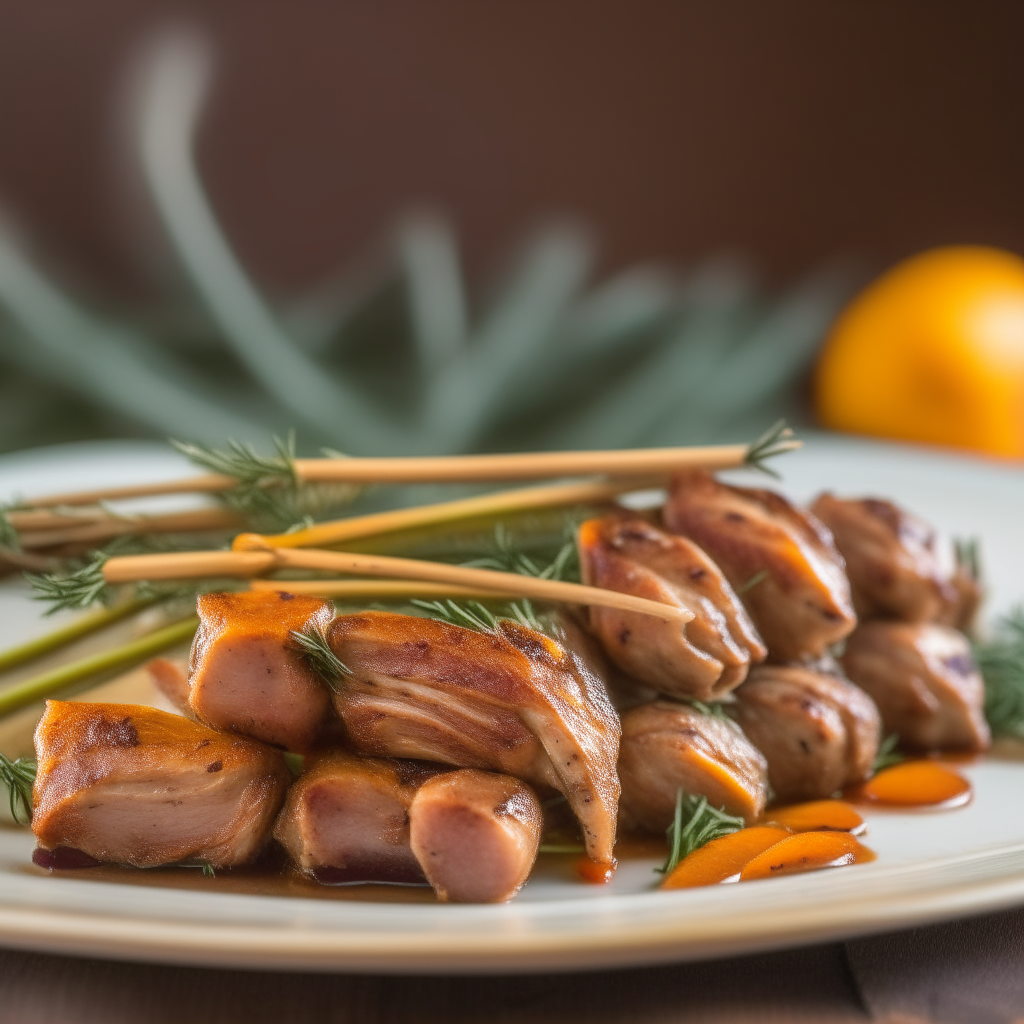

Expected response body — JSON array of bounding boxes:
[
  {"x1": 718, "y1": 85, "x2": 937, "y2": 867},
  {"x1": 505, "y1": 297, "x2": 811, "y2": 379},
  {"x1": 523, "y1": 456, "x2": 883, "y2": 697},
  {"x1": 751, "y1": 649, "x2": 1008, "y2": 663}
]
[
  {"x1": 538, "y1": 844, "x2": 587, "y2": 854},
  {"x1": 976, "y1": 607, "x2": 1024, "y2": 739},
  {"x1": 658, "y1": 789, "x2": 745, "y2": 876},
  {"x1": 736, "y1": 569, "x2": 769, "y2": 594},
  {"x1": 743, "y1": 419, "x2": 800, "y2": 478},
  {"x1": 27, "y1": 554, "x2": 110, "y2": 614},
  {"x1": 0, "y1": 506, "x2": 21, "y2": 552},
  {"x1": 289, "y1": 622, "x2": 350, "y2": 691},
  {"x1": 872, "y1": 733, "x2": 904, "y2": 773},
  {"x1": 172, "y1": 433, "x2": 298, "y2": 487},
  {"x1": 687, "y1": 700, "x2": 735, "y2": 724},
  {"x1": 412, "y1": 598, "x2": 500, "y2": 634},
  {"x1": 0, "y1": 752, "x2": 36, "y2": 825},
  {"x1": 463, "y1": 525, "x2": 581, "y2": 584},
  {"x1": 955, "y1": 536, "x2": 982, "y2": 583}
]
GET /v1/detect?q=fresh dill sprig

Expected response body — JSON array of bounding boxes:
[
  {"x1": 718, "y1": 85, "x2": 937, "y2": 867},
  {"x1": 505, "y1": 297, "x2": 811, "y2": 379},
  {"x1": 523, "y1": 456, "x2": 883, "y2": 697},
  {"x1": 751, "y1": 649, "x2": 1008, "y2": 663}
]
[
  {"x1": 0, "y1": 506, "x2": 21, "y2": 552},
  {"x1": 463, "y1": 525, "x2": 581, "y2": 584},
  {"x1": 872, "y1": 733, "x2": 904, "y2": 773},
  {"x1": 288, "y1": 622, "x2": 350, "y2": 692},
  {"x1": 172, "y1": 433, "x2": 298, "y2": 487},
  {"x1": 658, "y1": 789, "x2": 745, "y2": 876},
  {"x1": 743, "y1": 419, "x2": 799, "y2": 479},
  {"x1": 975, "y1": 607, "x2": 1024, "y2": 739},
  {"x1": 0, "y1": 752, "x2": 36, "y2": 825},
  {"x1": 27, "y1": 554, "x2": 110, "y2": 614},
  {"x1": 412, "y1": 599, "x2": 500, "y2": 633}
]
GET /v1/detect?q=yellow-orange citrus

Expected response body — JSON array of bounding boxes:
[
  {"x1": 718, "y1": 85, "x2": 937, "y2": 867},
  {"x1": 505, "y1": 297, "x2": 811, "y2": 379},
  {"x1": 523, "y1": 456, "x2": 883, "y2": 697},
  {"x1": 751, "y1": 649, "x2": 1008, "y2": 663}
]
[{"x1": 814, "y1": 246, "x2": 1024, "y2": 458}]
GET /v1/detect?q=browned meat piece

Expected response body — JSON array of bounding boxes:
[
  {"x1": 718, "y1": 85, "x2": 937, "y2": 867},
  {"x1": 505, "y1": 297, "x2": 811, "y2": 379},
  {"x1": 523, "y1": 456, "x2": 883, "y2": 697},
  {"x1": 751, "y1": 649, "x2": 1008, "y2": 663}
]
[
  {"x1": 617, "y1": 701, "x2": 769, "y2": 831},
  {"x1": 409, "y1": 769, "x2": 542, "y2": 903},
  {"x1": 810, "y1": 494, "x2": 958, "y2": 622},
  {"x1": 663, "y1": 471, "x2": 856, "y2": 662},
  {"x1": 577, "y1": 514, "x2": 766, "y2": 700},
  {"x1": 328, "y1": 610, "x2": 620, "y2": 866},
  {"x1": 274, "y1": 751, "x2": 434, "y2": 884},
  {"x1": 188, "y1": 590, "x2": 335, "y2": 752},
  {"x1": 730, "y1": 665, "x2": 882, "y2": 803},
  {"x1": 32, "y1": 701, "x2": 289, "y2": 869},
  {"x1": 841, "y1": 621, "x2": 991, "y2": 752},
  {"x1": 146, "y1": 657, "x2": 191, "y2": 715}
]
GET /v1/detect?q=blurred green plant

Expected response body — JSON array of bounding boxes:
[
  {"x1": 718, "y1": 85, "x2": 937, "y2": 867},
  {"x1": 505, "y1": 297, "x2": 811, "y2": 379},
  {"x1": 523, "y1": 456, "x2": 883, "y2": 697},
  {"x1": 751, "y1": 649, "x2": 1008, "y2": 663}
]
[{"x1": 0, "y1": 32, "x2": 855, "y2": 459}]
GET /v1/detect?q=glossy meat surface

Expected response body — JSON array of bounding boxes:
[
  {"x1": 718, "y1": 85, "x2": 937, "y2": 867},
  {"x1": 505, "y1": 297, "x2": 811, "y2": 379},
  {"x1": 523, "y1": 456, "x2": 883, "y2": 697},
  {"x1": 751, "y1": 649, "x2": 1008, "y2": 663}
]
[
  {"x1": 617, "y1": 701, "x2": 769, "y2": 831},
  {"x1": 328, "y1": 610, "x2": 620, "y2": 865},
  {"x1": 810, "y1": 494, "x2": 957, "y2": 622},
  {"x1": 731, "y1": 665, "x2": 882, "y2": 802},
  {"x1": 409, "y1": 769, "x2": 542, "y2": 903},
  {"x1": 273, "y1": 751, "x2": 433, "y2": 884},
  {"x1": 146, "y1": 657, "x2": 191, "y2": 715},
  {"x1": 578, "y1": 514, "x2": 766, "y2": 700},
  {"x1": 33, "y1": 701, "x2": 289, "y2": 868},
  {"x1": 189, "y1": 590, "x2": 334, "y2": 752},
  {"x1": 841, "y1": 621, "x2": 991, "y2": 751},
  {"x1": 664, "y1": 471, "x2": 856, "y2": 661}
]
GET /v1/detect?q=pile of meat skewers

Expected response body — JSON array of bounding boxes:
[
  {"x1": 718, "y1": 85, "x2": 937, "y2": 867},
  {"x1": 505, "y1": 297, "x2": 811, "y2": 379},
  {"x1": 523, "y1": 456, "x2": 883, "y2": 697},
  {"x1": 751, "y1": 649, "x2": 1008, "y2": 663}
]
[{"x1": 30, "y1": 471, "x2": 989, "y2": 903}]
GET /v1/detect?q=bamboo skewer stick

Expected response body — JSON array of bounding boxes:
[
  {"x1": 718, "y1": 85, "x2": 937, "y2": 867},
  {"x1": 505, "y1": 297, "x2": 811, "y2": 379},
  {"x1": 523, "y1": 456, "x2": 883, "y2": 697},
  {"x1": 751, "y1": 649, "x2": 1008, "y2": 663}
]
[
  {"x1": 231, "y1": 476, "x2": 662, "y2": 552},
  {"x1": 99, "y1": 548, "x2": 693, "y2": 625},
  {"x1": 24, "y1": 474, "x2": 236, "y2": 508},
  {"x1": 249, "y1": 580, "x2": 520, "y2": 600}
]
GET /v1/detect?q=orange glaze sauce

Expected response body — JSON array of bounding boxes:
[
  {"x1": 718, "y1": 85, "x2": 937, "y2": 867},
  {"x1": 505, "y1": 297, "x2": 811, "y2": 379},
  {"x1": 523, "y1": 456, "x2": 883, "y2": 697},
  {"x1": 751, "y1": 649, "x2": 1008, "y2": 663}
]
[
  {"x1": 575, "y1": 858, "x2": 617, "y2": 884},
  {"x1": 849, "y1": 760, "x2": 972, "y2": 808},
  {"x1": 761, "y1": 800, "x2": 865, "y2": 835},
  {"x1": 738, "y1": 832, "x2": 875, "y2": 881},
  {"x1": 660, "y1": 826, "x2": 789, "y2": 890}
]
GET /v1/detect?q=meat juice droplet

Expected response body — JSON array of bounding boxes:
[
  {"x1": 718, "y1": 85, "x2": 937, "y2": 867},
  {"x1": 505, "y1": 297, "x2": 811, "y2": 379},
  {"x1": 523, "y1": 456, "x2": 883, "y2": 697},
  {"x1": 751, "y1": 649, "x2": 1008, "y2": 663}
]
[
  {"x1": 849, "y1": 760, "x2": 972, "y2": 808},
  {"x1": 575, "y1": 858, "x2": 616, "y2": 884}
]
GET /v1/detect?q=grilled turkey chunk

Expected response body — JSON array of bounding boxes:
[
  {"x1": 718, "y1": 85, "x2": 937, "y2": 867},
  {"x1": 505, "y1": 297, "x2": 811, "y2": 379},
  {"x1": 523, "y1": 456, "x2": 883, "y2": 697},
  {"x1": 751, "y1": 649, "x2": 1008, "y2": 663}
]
[
  {"x1": 841, "y1": 622, "x2": 991, "y2": 752},
  {"x1": 731, "y1": 665, "x2": 882, "y2": 803},
  {"x1": 409, "y1": 770, "x2": 542, "y2": 903},
  {"x1": 273, "y1": 751, "x2": 432, "y2": 884},
  {"x1": 617, "y1": 702, "x2": 769, "y2": 832},
  {"x1": 578, "y1": 514, "x2": 766, "y2": 700},
  {"x1": 188, "y1": 590, "x2": 334, "y2": 752},
  {"x1": 32, "y1": 701, "x2": 289, "y2": 869},
  {"x1": 810, "y1": 494, "x2": 957, "y2": 622},
  {"x1": 328, "y1": 611, "x2": 620, "y2": 866},
  {"x1": 664, "y1": 471, "x2": 856, "y2": 662}
]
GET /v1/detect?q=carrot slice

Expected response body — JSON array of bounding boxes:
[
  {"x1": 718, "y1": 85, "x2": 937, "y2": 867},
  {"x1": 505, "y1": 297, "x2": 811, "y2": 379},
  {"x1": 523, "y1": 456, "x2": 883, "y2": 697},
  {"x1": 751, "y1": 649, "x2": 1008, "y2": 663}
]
[
  {"x1": 739, "y1": 831, "x2": 875, "y2": 882},
  {"x1": 660, "y1": 826, "x2": 790, "y2": 889},
  {"x1": 762, "y1": 800, "x2": 865, "y2": 834},
  {"x1": 850, "y1": 761, "x2": 971, "y2": 808}
]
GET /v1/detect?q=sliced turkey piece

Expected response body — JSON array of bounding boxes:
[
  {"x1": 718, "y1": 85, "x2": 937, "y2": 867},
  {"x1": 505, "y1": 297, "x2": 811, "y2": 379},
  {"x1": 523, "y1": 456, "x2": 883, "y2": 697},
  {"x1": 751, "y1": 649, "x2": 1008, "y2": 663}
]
[
  {"x1": 328, "y1": 610, "x2": 621, "y2": 866},
  {"x1": 841, "y1": 621, "x2": 991, "y2": 752},
  {"x1": 409, "y1": 769, "x2": 542, "y2": 903},
  {"x1": 730, "y1": 664, "x2": 882, "y2": 803},
  {"x1": 146, "y1": 657, "x2": 192, "y2": 716},
  {"x1": 663, "y1": 470, "x2": 856, "y2": 662},
  {"x1": 32, "y1": 701, "x2": 289, "y2": 869},
  {"x1": 188, "y1": 589, "x2": 334, "y2": 752},
  {"x1": 617, "y1": 701, "x2": 769, "y2": 832},
  {"x1": 810, "y1": 494, "x2": 958, "y2": 622},
  {"x1": 578, "y1": 513, "x2": 765, "y2": 700},
  {"x1": 273, "y1": 751, "x2": 436, "y2": 884}
]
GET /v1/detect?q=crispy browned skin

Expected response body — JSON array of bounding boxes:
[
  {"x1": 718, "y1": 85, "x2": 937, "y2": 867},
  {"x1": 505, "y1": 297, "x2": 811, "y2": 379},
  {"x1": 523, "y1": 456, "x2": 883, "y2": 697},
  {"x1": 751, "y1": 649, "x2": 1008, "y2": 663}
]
[
  {"x1": 409, "y1": 769, "x2": 542, "y2": 903},
  {"x1": 810, "y1": 494, "x2": 958, "y2": 622},
  {"x1": 730, "y1": 665, "x2": 882, "y2": 802},
  {"x1": 841, "y1": 621, "x2": 991, "y2": 752},
  {"x1": 578, "y1": 514, "x2": 765, "y2": 700},
  {"x1": 328, "y1": 610, "x2": 620, "y2": 865},
  {"x1": 188, "y1": 590, "x2": 334, "y2": 752},
  {"x1": 663, "y1": 471, "x2": 856, "y2": 662},
  {"x1": 617, "y1": 701, "x2": 769, "y2": 831},
  {"x1": 274, "y1": 751, "x2": 435, "y2": 884},
  {"x1": 32, "y1": 701, "x2": 289, "y2": 869}
]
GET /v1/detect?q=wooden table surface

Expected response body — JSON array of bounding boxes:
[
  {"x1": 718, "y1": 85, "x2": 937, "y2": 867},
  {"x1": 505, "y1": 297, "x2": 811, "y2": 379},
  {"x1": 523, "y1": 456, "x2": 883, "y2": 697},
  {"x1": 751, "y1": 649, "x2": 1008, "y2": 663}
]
[{"x1": 4, "y1": 905, "x2": 1024, "y2": 1024}]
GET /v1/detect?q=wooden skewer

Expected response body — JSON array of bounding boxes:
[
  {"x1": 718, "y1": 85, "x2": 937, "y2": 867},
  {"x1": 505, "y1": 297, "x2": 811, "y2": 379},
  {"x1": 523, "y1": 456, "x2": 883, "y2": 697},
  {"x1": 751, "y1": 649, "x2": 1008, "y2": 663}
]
[
  {"x1": 25, "y1": 474, "x2": 236, "y2": 508},
  {"x1": 231, "y1": 476, "x2": 663, "y2": 552},
  {"x1": 100, "y1": 548, "x2": 693, "y2": 625},
  {"x1": 249, "y1": 580, "x2": 519, "y2": 600},
  {"x1": 18, "y1": 508, "x2": 243, "y2": 550}
]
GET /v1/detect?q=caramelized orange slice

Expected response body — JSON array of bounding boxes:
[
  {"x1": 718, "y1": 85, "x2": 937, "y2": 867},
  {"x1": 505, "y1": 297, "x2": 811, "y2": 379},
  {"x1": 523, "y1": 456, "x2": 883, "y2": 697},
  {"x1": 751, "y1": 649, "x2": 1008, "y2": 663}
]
[
  {"x1": 851, "y1": 761, "x2": 971, "y2": 808},
  {"x1": 660, "y1": 826, "x2": 790, "y2": 889},
  {"x1": 762, "y1": 799, "x2": 865, "y2": 834},
  {"x1": 739, "y1": 831, "x2": 875, "y2": 881}
]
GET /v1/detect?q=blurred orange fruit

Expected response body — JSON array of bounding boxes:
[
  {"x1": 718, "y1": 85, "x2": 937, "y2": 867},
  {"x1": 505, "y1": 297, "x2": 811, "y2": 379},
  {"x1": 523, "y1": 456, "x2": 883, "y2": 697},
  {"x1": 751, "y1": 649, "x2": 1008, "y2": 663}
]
[{"x1": 814, "y1": 246, "x2": 1024, "y2": 458}]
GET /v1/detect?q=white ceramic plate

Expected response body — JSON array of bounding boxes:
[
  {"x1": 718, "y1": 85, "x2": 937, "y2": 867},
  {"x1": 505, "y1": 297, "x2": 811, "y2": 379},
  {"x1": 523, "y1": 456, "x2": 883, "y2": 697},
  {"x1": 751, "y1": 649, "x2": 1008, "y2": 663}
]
[{"x1": 2, "y1": 433, "x2": 1024, "y2": 974}]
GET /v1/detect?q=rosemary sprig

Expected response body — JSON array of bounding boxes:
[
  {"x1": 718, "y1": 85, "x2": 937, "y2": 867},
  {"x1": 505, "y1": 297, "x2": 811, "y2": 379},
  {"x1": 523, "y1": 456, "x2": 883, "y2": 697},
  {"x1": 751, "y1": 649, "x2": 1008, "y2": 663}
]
[
  {"x1": 743, "y1": 419, "x2": 799, "y2": 479},
  {"x1": 172, "y1": 434, "x2": 297, "y2": 488},
  {"x1": 27, "y1": 555, "x2": 109, "y2": 613},
  {"x1": 872, "y1": 733, "x2": 904, "y2": 773},
  {"x1": 412, "y1": 598, "x2": 500, "y2": 633},
  {"x1": 976, "y1": 607, "x2": 1024, "y2": 739},
  {"x1": 288, "y1": 622, "x2": 350, "y2": 691},
  {"x1": 0, "y1": 752, "x2": 36, "y2": 825},
  {"x1": 658, "y1": 789, "x2": 745, "y2": 876}
]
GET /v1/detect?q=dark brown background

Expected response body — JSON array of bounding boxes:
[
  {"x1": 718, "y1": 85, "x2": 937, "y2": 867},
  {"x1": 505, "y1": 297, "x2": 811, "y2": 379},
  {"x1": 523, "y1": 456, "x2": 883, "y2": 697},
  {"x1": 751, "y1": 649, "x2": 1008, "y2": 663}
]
[{"x1": 0, "y1": 0, "x2": 1022, "y2": 300}]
